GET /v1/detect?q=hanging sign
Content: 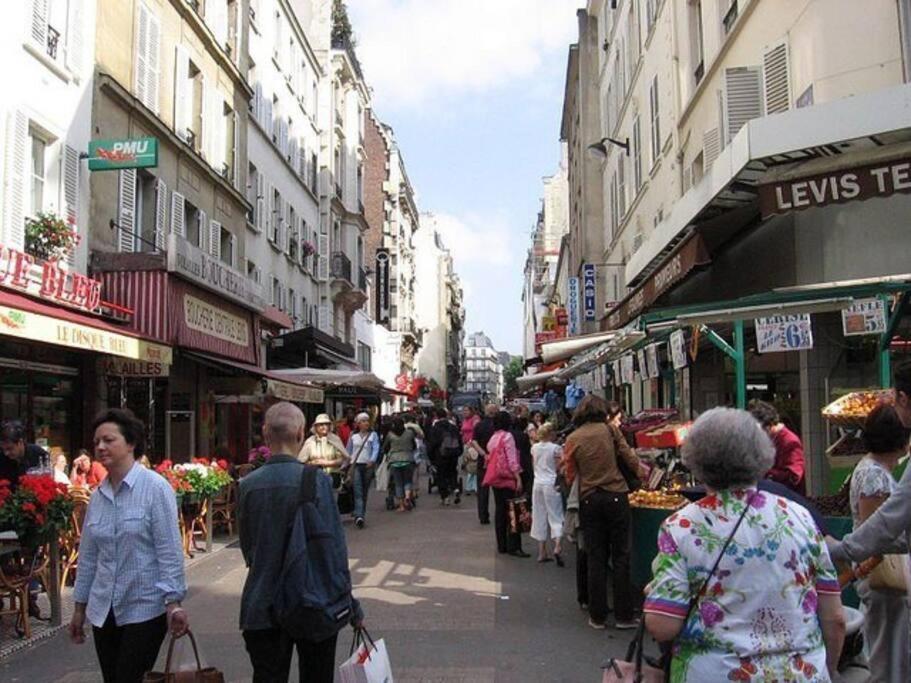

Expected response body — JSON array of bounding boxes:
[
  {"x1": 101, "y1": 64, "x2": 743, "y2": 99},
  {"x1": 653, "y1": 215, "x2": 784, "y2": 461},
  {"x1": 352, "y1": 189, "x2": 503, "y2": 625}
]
[
  {"x1": 646, "y1": 344, "x2": 660, "y2": 379},
  {"x1": 612, "y1": 359, "x2": 621, "y2": 385},
  {"x1": 755, "y1": 314, "x2": 814, "y2": 353},
  {"x1": 669, "y1": 329, "x2": 687, "y2": 370},
  {"x1": 842, "y1": 298, "x2": 887, "y2": 336},
  {"x1": 375, "y1": 248, "x2": 390, "y2": 325},
  {"x1": 567, "y1": 277, "x2": 581, "y2": 335},
  {"x1": 582, "y1": 264, "x2": 596, "y2": 322},
  {"x1": 87, "y1": 137, "x2": 159, "y2": 171},
  {"x1": 636, "y1": 349, "x2": 648, "y2": 381},
  {"x1": 621, "y1": 354, "x2": 635, "y2": 384}
]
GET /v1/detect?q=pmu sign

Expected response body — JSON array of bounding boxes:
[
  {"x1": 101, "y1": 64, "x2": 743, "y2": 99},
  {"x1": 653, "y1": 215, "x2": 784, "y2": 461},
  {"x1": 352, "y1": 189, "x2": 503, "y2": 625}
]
[{"x1": 87, "y1": 137, "x2": 158, "y2": 171}]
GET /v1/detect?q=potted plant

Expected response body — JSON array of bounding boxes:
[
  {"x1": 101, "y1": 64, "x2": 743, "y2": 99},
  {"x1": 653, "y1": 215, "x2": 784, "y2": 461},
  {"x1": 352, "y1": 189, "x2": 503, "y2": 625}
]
[
  {"x1": 302, "y1": 241, "x2": 317, "y2": 258},
  {"x1": 0, "y1": 475, "x2": 74, "y2": 551},
  {"x1": 24, "y1": 212, "x2": 80, "y2": 262},
  {"x1": 247, "y1": 445, "x2": 272, "y2": 470}
]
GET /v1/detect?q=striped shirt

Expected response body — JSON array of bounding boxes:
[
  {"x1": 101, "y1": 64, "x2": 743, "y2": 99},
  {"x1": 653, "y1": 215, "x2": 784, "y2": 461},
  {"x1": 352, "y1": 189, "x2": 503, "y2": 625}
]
[{"x1": 73, "y1": 462, "x2": 187, "y2": 627}]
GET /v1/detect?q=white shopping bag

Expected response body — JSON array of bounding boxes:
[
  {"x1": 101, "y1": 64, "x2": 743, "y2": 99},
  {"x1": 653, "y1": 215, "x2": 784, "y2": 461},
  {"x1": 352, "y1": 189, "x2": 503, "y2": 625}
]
[
  {"x1": 374, "y1": 460, "x2": 389, "y2": 492},
  {"x1": 338, "y1": 632, "x2": 394, "y2": 683}
]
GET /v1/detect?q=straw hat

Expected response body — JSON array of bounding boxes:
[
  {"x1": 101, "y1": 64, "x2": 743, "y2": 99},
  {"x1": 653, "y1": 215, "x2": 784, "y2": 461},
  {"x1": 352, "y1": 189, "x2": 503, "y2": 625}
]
[{"x1": 313, "y1": 414, "x2": 332, "y2": 426}]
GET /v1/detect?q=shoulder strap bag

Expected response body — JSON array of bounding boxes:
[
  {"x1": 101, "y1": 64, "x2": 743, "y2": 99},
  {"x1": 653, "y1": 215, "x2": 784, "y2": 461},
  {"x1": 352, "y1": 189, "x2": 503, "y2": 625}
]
[{"x1": 603, "y1": 492, "x2": 755, "y2": 683}]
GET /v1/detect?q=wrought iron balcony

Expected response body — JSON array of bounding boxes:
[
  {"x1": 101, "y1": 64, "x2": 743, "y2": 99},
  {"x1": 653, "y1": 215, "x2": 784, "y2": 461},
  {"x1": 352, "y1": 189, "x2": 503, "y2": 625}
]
[{"x1": 330, "y1": 251, "x2": 352, "y2": 283}]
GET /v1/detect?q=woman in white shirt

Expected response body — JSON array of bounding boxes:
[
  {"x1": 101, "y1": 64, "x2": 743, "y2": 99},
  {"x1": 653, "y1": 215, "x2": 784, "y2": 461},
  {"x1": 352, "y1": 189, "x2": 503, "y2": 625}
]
[{"x1": 530, "y1": 422, "x2": 565, "y2": 566}]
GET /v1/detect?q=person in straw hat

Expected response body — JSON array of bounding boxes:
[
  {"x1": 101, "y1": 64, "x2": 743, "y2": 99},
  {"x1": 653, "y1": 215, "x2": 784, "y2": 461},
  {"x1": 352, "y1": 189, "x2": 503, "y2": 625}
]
[{"x1": 299, "y1": 413, "x2": 349, "y2": 488}]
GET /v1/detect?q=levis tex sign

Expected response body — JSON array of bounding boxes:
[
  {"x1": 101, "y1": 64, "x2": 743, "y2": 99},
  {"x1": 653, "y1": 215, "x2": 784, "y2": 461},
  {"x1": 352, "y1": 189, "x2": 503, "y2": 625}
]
[
  {"x1": 0, "y1": 245, "x2": 101, "y2": 313},
  {"x1": 759, "y1": 157, "x2": 911, "y2": 217}
]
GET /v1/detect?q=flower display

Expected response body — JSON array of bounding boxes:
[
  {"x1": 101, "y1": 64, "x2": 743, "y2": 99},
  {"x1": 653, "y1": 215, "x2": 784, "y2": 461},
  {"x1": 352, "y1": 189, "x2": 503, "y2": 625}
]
[
  {"x1": 247, "y1": 445, "x2": 271, "y2": 469},
  {"x1": 24, "y1": 212, "x2": 81, "y2": 262},
  {"x1": 155, "y1": 458, "x2": 232, "y2": 498},
  {"x1": 301, "y1": 241, "x2": 317, "y2": 257},
  {"x1": 0, "y1": 475, "x2": 74, "y2": 549}
]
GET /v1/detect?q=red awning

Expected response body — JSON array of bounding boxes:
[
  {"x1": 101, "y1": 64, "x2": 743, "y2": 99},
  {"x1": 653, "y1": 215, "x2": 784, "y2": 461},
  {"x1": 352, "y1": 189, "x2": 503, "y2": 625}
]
[
  {"x1": 260, "y1": 306, "x2": 293, "y2": 330},
  {"x1": 0, "y1": 288, "x2": 143, "y2": 338}
]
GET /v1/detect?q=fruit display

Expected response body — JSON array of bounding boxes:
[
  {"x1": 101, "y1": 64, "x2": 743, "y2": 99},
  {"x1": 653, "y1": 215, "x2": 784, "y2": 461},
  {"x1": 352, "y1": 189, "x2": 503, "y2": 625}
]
[
  {"x1": 621, "y1": 409, "x2": 678, "y2": 438},
  {"x1": 822, "y1": 389, "x2": 893, "y2": 429},
  {"x1": 630, "y1": 488, "x2": 687, "y2": 510},
  {"x1": 635, "y1": 422, "x2": 692, "y2": 449}
]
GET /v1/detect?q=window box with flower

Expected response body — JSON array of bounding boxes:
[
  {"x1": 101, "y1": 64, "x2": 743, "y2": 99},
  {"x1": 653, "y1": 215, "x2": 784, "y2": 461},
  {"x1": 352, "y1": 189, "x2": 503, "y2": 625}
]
[{"x1": 24, "y1": 212, "x2": 80, "y2": 263}]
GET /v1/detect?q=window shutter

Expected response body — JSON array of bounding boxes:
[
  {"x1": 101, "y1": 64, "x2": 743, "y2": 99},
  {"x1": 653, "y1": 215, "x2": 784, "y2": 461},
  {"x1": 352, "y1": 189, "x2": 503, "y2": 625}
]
[
  {"x1": 255, "y1": 173, "x2": 264, "y2": 231},
  {"x1": 174, "y1": 46, "x2": 191, "y2": 141},
  {"x1": 724, "y1": 66, "x2": 762, "y2": 143},
  {"x1": 264, "y1": 97, "x2": 273, "y2": 140},
  {"x1": 762, "y1": 41, "x2": 791, "y2": 115},
  {"x1": 65, "y1": 0, "x2": 83, "y2": 75},
  {"x1": 265, "y1": 184, "x2": 274, "y2": 241},
  {"x1": 201, "y1": 76, "x2": 211, "y2": 160},
  {"x1": 197, "y1": 209, "x2": 207, "y2": 250},
  {"x1": 154, "y1": 178, "x2": 167, "y2": 250},
  {"x1": 229, "y1": 232, "x2": 237, "y2": 267},
  {"x1": 232, "y1": 110, "x2": 240, "y2": 187},
  {"x1": 170, "y1": 191, "x2": 186, "y2": 237},
  {"x1": 703, "y1": 127, "x2": 721, "y2": 169},
  {"x1": 30, "y1": 0, "x2": 48, "y2": 51},
  {"x1": 213, "y1": 95, "x2": 227, "y2": 173},
  {"x1": 682, "y1": 166, "x2": 693, "y2": 193},
  {"x1": 135, "y1": 4, "x2": 149, "y2": 103},
  {"x1": 318, "y1": 304, "x2": 330, "y2": 331},
  {"x1": 62, "y1": 145, "x2": 80, "y2": 266},
  {"x1": 146, "y1": 8, "x2": 161, "y2": 113},
  {"x1": 118, "y1": 169, "x2": 137, "y2": 252},
  {"x1": 209, "y1": 220, "x2": 221, "y2": 258},
  {"x1": 317, "y1": 234, "x2": 329, "y2": 281}
]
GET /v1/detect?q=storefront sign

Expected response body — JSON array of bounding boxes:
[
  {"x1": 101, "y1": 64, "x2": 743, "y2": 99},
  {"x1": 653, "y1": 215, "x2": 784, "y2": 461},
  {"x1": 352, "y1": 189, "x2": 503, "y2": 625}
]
[
  {"x1": 103, "y1": 357, "x2": 170, "y2": 377},
  {"x1": 567, "y1": 277, "x2": 581, "y2": 335},
  {"x1": 0, "y1": 246, "x2": 102, "y2": 314},
  {"x1": 375, "y1": 249, "x2": 391, "y2": 326},
  {"x1": 759, "y1": 157, "x2": 911, "y2": 217},
  {"x1": 167, "y1": 233, "x2": 265, "y2": 311},
  {"x1": 842, "y1": 298, "x2": 887, "y2": 336},
  {"x1": 0, "y1": 304, "x2": 172, "y2": 362},
  {"x1": 87, "y1": 137, "x2": 158, "y2": 171},
  {"x1": 184, "y1": 294, "x2": 250, "y2": 347},
  {"x1": 669, "y1": 330, "x2": 687, "y2": 370},
  {"x1": 621, "y1": 354, "x2": 635, "y2": 384},
  {"x1": 606, "y1": 234, "x2": 710, "y2": 330},
  {"x1": 534, "y1": 330, "x2": 558, "y2": 353},
  {"x1": 646, "y1": 344, "x2": 660, "y2": 379},
  {"x1": 266, "y1": 379, "x2": 324, "y2": 404},
  {"x1": 582, "y1": 265, "x2": 597, "y2": 322},
  {"x1": 755, "y1": 314, "x2": 814, "y2": 353}
]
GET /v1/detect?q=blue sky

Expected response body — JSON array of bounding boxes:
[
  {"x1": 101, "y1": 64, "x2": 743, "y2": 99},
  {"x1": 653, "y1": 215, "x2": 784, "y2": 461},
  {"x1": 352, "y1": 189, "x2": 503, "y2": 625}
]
[{"x1": 348, "y1": 0, "x2": 583, "y2": 355}]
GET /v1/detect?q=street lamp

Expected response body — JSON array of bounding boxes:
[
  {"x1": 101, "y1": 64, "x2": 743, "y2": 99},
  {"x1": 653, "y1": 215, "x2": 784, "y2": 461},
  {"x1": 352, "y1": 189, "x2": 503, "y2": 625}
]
[{"x1": 587, "y1": 137, "x2": 630, "y2": 158}]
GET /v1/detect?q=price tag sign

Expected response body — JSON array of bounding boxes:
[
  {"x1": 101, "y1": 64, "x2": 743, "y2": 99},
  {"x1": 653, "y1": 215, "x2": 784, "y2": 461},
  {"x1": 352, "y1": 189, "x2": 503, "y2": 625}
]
[
  {"x1": 621, "y1": 355, "x2": 635, "y2": 384},
  {"x1": 636, "y1": 349, "x2": 648, "y2": 382},
  {"x1": 646, "y1": 344, "x2": 660, "y2": 379},
  {"x1": 842, "y1": 298, "x2": 887, "y2": 336},
  {"x1": 669, "y1": 329, "x2": 687, "y2": 370},
  {"x1": 755, "y1": 314, "x2": 814, "y2": 353}
]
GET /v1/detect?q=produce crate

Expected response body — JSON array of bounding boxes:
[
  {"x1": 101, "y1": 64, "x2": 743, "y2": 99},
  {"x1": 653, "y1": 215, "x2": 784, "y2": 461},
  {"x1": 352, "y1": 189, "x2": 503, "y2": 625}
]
[{"x1": 822, "y1": 389, "x2": 892, "y2": 429}]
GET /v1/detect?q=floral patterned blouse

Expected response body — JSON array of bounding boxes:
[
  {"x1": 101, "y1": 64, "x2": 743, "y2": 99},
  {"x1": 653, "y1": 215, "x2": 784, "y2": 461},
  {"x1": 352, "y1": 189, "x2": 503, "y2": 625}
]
[{"x1": 644, "y1": 488, "x2": 841, "y2": 682}]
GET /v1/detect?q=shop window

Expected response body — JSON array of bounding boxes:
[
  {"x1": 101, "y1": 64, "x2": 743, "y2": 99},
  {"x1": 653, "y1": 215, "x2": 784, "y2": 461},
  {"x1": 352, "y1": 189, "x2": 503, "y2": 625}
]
[
  {"x1": 219, "y1": 225, "x2": 235, "y2": 266},
  {"x1": 184, "y1": 200, "x2": 202, "y2": 248},
  {"x1": 357, "y1": 342, "x2": 371, "y2": 371},
  {"x1": 136, "y1": 169, "x2": 158, "y2": 252},
  {"x1": 29, "y1": 129, "x2": 47, "y2": 218},
  {"x1": 189, "y1": 60, "x2": 203, "y2": 151}
]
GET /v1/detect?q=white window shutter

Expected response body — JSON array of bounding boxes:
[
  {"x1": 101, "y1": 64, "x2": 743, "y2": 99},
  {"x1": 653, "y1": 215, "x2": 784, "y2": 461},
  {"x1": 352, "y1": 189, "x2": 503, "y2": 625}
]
[
  {"x1": 255, "y1": 174, "x2": 264, "y2": 231},
  {"x1": 146, "y1": 8, "x2": 161, "y2": 113},
  {"x1": 682, "y1": 166, "x2": 693, "y2": 193},
  {"x1": 318, "y1": 304, "x2": 330, "y2": 331},
  {"x1": 253, "y1": 82, "x2": 263, "y2": 125},
  {"x1": 118, "y1": 169, "x2": 137, "y2": 252},
  {"x1": 170, "y1": 191, "x2": 186, "y2": 236},
  {"x1": 317, "y1": 234, "x2": 329, "y2": 281},
  {"x1": 135, "y1": 4, "x2": 149, "y2": 103},
  {"x1": 213, "y1": 95, "x2": 227, "y2": 172},
  {"x1": 264, "y1": 97, "x2": 273, "y2": 140},
  {"x1": 65, "y1": 0, "x2": 83, "y2": 75},
  {"x1": 210, "y1": 220, "x2": 221, "y2": 258},
  {"x1": 763, "y1": 41, "x2": 791, "y2": 115},
  {"x1": 154, "y1": 178, "x2": 167, "y2": 250},
  {"x1": 174, "y1": 46, "x2": 191, "y2": 141},
  {"x1": 62, "y1": 145, "x2": 80, "y2": 265},
  {"x1": 197, "y1": 208, "x2": 207, "y2": 250},
  {"x1": 724, "y1": 66, "x2": 762, "y2": 143},
  {"x1": 30, "y1": 0, "x2": 48, "y2": 50},
  {"x1": 703, "y1": 127, "x2": 721, "y2": 170}
]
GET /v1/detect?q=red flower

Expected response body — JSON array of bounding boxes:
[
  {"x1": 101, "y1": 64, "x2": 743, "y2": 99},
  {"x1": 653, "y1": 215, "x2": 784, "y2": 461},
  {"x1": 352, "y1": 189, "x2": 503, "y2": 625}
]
[
  {"x1": 216, "y1": 459, "x2": 229, "y2": 471},
  {"x1": 678, "y1": 518, "x2": 691, "y2": 528}
]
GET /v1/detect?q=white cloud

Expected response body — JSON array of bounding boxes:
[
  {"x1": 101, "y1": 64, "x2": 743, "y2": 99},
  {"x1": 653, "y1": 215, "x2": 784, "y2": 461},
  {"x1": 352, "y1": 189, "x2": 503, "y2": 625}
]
[
  {"x1": 426, "y1": 211, "x2": 517, "y2": 268},
  {"x1": 348, "y1": 0, "x2": 583, "y2": 107}
]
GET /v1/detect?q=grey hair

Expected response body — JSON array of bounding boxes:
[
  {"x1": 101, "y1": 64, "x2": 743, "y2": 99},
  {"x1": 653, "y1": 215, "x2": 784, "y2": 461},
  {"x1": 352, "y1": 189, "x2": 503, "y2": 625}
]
[
  {"x1": 263, "y1": 401, "x2": 306, "y2": 446},
  {"x1": 682, "y1": 407, "x2": 775, "y2": 490}
]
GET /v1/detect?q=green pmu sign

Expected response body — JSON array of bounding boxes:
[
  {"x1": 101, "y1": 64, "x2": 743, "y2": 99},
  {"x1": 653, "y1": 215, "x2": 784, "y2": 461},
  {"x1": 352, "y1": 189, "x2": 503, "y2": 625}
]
[{"x1": 87, "y1": 137, "x2": 158, "y2": 171}]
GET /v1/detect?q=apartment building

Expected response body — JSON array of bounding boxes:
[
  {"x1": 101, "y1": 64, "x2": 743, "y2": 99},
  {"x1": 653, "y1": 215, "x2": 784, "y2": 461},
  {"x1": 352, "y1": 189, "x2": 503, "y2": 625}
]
[{"x1": 462, "y1": 331, "x2": 504, "y2": 404}]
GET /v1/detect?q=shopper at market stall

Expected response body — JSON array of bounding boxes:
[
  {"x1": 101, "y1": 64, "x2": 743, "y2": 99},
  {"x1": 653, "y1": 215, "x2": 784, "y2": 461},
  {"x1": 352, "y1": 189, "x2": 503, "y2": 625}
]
[
  {"x1": 530, "y1": 422, "x2": 564, "y2": 565},
  {"x1": 747, "y1": 399, "x2": 806, "y2": 494},
  {"x1": 0, "y1": 419, "x2": 47, "y2": 488},
  {"x1": 563, "y1": 394, "x2": 639, "y2": 630},
  {"x1": 460, "y1": 405, "x2": 480, "y2": 446},
  {"x1": 68, "y1": 408, "x2": 188, "y2": 683},
  {"x1": 383, "y1": 417, "x2": 418, "y2": 511},
  {"x1": 469, "y1": 404, "x2": 499, "y2": 525},
  {"x1": 644, "y1": 407, "x2": 845, "y2": 682},
  {"x1": 70, "y1": 449, "x2": 109, "y2": 489},
  {"x1": 336, "y1": 407, "x2": 356, "y2": 447},
  {"x1": 427, "y1": 408, "x2": 463, "y2": 505},
  {"x1": 483, "y1": 410, "x2": 527, "y2": 557},
  {"x1": 845, "y1": 402, "x2": 910, "y2": 681},
  {"x1": 299, "y1": 413, "x2": 348, "y2": 488},
  {"x1": 347, "y1": 412, "x2": 380, "y2": 529}
]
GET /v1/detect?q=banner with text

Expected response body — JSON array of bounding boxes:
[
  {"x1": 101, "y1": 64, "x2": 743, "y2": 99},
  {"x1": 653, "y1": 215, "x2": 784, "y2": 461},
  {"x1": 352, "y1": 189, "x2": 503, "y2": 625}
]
[{"x1": 755, "y1": 314, "x2": 814, "y2": 353}]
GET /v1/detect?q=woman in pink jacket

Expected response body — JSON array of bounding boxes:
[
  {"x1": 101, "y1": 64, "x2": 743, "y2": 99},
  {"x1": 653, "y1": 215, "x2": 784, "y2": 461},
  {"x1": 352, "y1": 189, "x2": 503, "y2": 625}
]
[{"x1": 482, "y1": 411, "x2": 528, "y2": 557}]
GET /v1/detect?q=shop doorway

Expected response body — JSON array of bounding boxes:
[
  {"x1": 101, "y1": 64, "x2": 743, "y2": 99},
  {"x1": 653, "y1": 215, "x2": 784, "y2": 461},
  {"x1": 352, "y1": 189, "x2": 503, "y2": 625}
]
[{"x1": 166, "y1": 411, "x2": 195, "y2": 463}]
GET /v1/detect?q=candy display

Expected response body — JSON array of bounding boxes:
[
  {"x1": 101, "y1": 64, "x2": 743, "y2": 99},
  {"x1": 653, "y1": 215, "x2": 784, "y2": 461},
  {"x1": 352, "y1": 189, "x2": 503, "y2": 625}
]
[{"x1": 629, "y1": 488, "x2": 687, "y2": 510}]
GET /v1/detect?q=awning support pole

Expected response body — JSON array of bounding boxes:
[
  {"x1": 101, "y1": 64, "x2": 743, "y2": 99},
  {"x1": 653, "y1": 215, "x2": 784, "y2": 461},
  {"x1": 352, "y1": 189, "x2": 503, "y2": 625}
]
[
  {"x1": 879, "y1": 291, "x2": 909, "y2": 387},
  {"x1": 701, "y1": 323, "x2": 746, "y2": 409}
]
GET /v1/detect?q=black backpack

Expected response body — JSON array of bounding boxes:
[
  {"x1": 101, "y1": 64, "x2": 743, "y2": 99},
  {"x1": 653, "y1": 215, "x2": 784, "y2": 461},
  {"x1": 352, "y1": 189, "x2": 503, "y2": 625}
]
[{"x1": 271, "y1": 465, "x2": 356, "y2": 642}]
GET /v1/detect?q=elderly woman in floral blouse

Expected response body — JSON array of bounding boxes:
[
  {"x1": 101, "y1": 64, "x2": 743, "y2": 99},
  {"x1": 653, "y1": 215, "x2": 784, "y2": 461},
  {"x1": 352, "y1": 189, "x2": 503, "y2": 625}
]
[{"x1": 644, "y1": 408, "x2": 845, "y2": 682}]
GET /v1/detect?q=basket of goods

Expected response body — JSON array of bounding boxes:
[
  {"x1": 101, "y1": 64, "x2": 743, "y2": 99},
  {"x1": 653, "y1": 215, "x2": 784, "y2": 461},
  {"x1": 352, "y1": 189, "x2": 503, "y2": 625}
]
[
  {"x1": 629, "y1": 488, "x2": 687, "y2": 510},
  {"x1": 822, "y1": 390, "x2": 892, "y2": 429}
]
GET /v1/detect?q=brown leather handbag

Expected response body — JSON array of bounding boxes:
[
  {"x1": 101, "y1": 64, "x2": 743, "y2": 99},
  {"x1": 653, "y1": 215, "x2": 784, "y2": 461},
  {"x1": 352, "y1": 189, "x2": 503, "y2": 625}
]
[{"x1": 143, "y1": 630, "x2": 225, "y2": 683}]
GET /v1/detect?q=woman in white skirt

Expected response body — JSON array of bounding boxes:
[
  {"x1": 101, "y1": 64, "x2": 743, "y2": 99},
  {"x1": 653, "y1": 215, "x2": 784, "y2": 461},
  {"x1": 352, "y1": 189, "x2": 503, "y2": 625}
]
[{"x1": 530, "y1": 423, "x2": 565, "y2": 566}]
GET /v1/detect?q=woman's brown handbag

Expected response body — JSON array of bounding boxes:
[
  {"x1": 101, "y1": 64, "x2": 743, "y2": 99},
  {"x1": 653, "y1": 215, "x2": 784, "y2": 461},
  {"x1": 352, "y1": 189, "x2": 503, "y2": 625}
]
[
  {"x1": 507, "y1": 496, "x2": 532, "y2": 534},
  {"x1": 868, "y1": 554, "x2": 909, "y2": 593},
  {"x1": 142, "y1": 630, "x2": 225, "y2": 683}
]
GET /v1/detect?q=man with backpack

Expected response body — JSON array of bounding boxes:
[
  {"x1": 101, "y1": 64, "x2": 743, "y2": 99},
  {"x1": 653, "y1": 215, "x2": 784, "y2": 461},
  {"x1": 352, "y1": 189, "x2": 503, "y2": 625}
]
[
  {"x1": 238, "y1": 402, "x2": 363, "y2": 682},
  {"x1": 427, "y1": 408, "x2": 463, "y2": 505}
]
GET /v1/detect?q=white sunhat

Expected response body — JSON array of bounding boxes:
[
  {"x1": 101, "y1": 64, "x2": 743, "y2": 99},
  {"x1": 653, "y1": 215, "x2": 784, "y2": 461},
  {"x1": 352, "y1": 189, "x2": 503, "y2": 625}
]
[
  {"x1": 313, "y1": 413, "x2": 332, "y2": 426},
  {"x1": 355, "y1": 412, "x2": 371, "y2": 423}
]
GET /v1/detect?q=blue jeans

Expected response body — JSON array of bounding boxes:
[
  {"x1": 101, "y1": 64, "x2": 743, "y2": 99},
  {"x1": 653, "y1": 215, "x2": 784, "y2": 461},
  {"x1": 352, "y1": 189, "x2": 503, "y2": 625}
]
[
  {"x1": 391, "y1": 463, "x2": 414, "y2": 499},
  {"x1": 353, "y1": 464, "x2": 374, "y2": 519}
]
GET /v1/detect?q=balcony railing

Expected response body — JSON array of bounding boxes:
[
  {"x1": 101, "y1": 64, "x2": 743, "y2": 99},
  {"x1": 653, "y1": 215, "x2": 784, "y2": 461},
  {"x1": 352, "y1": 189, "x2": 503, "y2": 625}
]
[
  {"x1": 330, "y1": 251, "x2": 352, "y2": 282},
  {"x1": 46, "y1": 25, "x2": 60, "y2": 60}
]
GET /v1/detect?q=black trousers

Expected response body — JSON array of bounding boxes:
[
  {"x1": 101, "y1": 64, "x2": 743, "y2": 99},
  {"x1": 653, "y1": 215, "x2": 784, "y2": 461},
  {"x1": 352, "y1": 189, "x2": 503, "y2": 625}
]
[
  {"x1": 435, "y1": 449, "x2": 460, "y2": 500},
  {"x1": 492, "y1": 486, "x2": 522, "y2": 553},
  {"x1": 580, "y1": 489, "x2": 633, "y2": 623},
  {"x1": 244, "y1": 628, "x2": 338, "y2": 683},
  {"x1": 477, "y1": 465, "x2": 490, "y2": 523},
  {"x1": 93, "y1": 611, "x2": 168, "y2": 683},
  {"x1": 576, "y1": 545, "x2": 589, "y2": 606}
]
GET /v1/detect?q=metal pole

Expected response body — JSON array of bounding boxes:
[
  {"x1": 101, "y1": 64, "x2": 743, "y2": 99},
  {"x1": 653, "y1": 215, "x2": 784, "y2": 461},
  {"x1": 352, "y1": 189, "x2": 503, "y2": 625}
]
[
  {"x1": 733, "y1": 320, "x2": 747, "y2": 409},
  {"x1": 880, "y1": 293, "x2": 895, "y2": 387}
]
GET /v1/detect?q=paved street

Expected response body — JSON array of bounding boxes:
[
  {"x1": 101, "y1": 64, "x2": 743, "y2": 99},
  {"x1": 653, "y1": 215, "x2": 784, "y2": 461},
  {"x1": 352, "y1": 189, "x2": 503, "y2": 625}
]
[{"x1": 0, "y1": 480, "x2": 628, "y2": 682}]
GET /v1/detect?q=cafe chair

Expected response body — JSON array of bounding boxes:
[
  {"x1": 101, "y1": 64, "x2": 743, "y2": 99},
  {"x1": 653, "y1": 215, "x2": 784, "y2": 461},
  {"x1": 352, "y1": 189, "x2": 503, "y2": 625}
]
[
  {"x1": 59, "y1": 487, "x2": 92, "y2": 589},
  {"x1": 211, "y1": 482, "x2": 237, "y2": 537}
]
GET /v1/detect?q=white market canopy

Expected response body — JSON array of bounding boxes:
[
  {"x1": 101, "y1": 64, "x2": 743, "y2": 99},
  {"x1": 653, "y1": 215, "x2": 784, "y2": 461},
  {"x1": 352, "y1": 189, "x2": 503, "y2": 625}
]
[
  {"x1": 515, "y1": 370, "x2": 565, "y2": 391},
  {"x1": 540, "y1": 330, "x2": 619, "y2": 365},
  {"x1": 557, "y1": 328, "x2": 646, "y2": 380},
  {"x1": 270, "y1": 367, "x2": 386, "y2": 389}
]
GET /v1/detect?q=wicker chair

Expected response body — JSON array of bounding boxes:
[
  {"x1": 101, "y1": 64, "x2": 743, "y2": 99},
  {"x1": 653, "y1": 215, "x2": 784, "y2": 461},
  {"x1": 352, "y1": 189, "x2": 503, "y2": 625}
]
[
  {"x1": 59, "y1": 487, "x2": 92, "y2": 589},
  {"x1": 211, "y1": 482, "x2": 237, "y2": 537},
  {"x1": 0, "y1": 546, "x2": 49, "y2": 639}
]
